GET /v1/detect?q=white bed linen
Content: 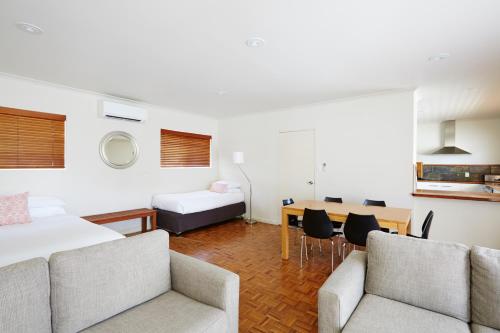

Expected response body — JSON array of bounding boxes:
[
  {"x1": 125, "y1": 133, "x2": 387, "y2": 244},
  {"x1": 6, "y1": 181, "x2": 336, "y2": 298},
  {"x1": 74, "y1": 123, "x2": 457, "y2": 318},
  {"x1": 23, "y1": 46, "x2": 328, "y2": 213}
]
[
  {"x1": 0, "y1": 214, "x2": 124, "y2": 267},
  {"x1": 152, "y1": 190, "x2": 245, "y2": 214}
]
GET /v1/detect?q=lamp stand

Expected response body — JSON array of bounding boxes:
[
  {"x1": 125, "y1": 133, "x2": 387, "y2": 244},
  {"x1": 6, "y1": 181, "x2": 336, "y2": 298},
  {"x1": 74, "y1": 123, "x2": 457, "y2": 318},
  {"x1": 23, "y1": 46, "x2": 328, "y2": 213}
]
[{"x1": 237, "y1": 164, "x2": 256, "y2": 224}]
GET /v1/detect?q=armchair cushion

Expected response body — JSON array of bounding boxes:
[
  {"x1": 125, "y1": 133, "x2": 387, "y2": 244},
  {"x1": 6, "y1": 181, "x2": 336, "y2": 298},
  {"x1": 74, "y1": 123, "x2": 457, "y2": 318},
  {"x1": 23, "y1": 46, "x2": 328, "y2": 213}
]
[
  {"x1": 342, "y1": 294, "x2": 469, "y2": 333},
  {"x1": 50, "y1": 230, "x2": 171, "y2": 333},
  {"x1": 471, "y1": 246, "x2": 500, "y2": 330},
  {"x1": 365, "y1": 231, "x2": 470, "y2": 322},
  {"x1": 170, "y1": 250, "x2": 239, "y2": 333},
  {"x1": 471, "y1": 324, "x2": 500, "y2": 333},
  {"x1": 318, "y1": 250, "x2": 367, "y2": 333},
  {"x1": 81, "y1": 291, "x2": 227, "y2": 333}
]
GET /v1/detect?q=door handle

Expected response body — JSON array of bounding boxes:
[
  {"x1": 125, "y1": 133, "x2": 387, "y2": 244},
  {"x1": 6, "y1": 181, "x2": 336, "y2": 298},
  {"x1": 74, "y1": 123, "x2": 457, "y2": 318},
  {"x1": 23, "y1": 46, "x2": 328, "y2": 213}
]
[{"x1": 307, "y1": 181, "x2": 314, "y2": 185}]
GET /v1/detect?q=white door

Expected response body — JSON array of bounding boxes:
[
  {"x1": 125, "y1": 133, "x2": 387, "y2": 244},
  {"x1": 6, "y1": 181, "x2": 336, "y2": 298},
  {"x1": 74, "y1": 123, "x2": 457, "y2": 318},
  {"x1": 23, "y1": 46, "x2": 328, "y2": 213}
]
[{"x1": 278, "y1": 130, "x2": 315, "y2": 202}]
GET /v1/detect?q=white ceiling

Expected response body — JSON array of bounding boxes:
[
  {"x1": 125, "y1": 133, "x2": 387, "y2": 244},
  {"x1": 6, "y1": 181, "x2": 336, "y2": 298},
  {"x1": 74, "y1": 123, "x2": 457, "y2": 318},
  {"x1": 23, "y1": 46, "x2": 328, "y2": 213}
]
[
  {"x1": 416, "y1": 81, "x2": 500, "y2": 122},
  {"x1": 1, "y1": 0, "x2": 500, "y2": 118}
]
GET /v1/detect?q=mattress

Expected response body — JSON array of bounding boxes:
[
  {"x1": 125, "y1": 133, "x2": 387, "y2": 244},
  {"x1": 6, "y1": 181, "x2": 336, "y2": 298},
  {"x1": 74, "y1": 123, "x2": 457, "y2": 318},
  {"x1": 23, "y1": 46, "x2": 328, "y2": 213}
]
[
  {"x1": 152, "y1": 190, "x2": 245, "y2": 214},
  {"x1": 0, "y1": 214, "x2": 124, "y2": 267}
]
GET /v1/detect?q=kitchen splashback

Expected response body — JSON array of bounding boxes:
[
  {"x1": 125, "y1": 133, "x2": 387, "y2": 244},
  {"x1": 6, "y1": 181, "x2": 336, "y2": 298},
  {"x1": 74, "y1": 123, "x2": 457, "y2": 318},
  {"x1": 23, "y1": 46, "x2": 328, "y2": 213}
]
[{"x1": 421, "y1": 164, "x2": 500, "y2": 182}]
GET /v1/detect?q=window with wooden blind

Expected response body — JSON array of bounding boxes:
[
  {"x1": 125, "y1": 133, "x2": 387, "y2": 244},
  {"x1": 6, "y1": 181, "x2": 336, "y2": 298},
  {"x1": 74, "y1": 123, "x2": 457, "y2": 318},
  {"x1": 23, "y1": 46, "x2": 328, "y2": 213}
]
[
  {"x1": 160, "y1": 129, "x2": 211, "y2": 167},
  {"x1": 0, "y1": 106, "x2": 66, "y2": 169}
]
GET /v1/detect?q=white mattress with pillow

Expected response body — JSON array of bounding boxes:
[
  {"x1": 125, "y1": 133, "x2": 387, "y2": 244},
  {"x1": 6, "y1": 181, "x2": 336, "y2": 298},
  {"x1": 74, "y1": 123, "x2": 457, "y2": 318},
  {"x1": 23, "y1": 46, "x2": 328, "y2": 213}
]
[
  {"x1": 152, "y1": 190, "x2": 245, "y2": 214},
  {"x1": 0, "y1": 214, "x2": 124, "y2": 267}
]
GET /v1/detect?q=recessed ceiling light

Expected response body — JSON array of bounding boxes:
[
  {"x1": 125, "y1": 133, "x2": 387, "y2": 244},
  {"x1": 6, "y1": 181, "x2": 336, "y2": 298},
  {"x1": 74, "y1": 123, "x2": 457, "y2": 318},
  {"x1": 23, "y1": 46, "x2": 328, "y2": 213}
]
[
  {"x1": 15, "y1": 22, "x2": 44, "y2": 35},
  {"x1": 428, "y1": 53, "x2": 450, "y2": 62},
  {"x1": 246, "y1": 37, "x2": 265, "y2": 48}
]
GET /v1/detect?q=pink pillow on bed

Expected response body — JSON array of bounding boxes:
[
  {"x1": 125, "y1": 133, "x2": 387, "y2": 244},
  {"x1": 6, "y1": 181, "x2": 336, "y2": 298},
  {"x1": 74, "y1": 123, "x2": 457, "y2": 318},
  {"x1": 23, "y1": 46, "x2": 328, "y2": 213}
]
[
  {"x1": 210, "y1": 182, "x2": 228, "y2": 193},
  {"x1": 0, "y1": 192, "x2": 31, "y2": 225}
]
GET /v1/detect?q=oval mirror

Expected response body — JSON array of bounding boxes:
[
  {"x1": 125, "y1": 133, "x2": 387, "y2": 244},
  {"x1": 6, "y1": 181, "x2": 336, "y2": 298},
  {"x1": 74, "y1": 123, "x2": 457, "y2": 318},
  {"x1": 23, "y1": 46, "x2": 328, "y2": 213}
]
[{"x1": 99, "y1": 131, "x2": 139, "y2": 169}]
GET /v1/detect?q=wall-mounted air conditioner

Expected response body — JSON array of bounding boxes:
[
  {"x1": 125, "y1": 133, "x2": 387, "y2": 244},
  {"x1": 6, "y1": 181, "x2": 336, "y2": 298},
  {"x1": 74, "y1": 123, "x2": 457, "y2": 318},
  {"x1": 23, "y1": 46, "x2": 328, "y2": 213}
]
[{"x1": 100, "y1": 100, "x2": 147, "y2": 122}]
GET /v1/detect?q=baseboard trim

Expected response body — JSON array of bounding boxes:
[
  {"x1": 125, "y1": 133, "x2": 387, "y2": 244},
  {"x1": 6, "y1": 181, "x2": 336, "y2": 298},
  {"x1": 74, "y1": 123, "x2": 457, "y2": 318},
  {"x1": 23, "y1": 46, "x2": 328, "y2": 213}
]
[{"x1": 253, "y1": 216, "x2": 279, "y2": 225}]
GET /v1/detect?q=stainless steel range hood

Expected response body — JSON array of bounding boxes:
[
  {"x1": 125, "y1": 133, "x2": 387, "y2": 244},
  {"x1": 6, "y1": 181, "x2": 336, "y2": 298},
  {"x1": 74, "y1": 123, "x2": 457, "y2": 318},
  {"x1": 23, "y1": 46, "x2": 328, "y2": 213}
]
[{"x1": 432, "y1": 120, "x2": 471, "y2": 155}]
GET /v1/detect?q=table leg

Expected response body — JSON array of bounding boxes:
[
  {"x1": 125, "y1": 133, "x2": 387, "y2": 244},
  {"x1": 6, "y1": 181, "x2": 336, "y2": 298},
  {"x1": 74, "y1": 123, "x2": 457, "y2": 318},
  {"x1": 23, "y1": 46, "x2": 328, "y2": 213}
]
[
  {"x1": 141, "y1": 217, "x2": 147, "y2": 233},
  {"x1": 397, "y1": 223, "x2": 408, "y2": 235},
  {"x1": 151, "y1": 212, "x2": 157, "y2": 230},
  {"x1": 281, "y1": 210, "x2": 289, "y2": 260}
]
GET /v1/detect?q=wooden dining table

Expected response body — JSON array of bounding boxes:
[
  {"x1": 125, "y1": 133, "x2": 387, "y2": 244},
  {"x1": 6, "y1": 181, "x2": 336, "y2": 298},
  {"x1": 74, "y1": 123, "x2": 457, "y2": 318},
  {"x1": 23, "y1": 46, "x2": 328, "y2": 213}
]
[{"x1": 281, "y1": 200, "x2": 412, "y2": 260}]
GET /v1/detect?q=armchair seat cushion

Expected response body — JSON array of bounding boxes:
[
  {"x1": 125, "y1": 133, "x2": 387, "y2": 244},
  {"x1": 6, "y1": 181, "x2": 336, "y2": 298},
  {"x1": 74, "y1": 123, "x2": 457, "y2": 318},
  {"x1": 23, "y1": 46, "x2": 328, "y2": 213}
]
[
  {"x1": 342, "y1": 294, "x2": 469, "y2": 333},
  {"x1": 471, "y1": 324, "x2": 500, "y2": 333},
  {"x1": 82, "y1": 290, "x2": 227, "y2": 333}
]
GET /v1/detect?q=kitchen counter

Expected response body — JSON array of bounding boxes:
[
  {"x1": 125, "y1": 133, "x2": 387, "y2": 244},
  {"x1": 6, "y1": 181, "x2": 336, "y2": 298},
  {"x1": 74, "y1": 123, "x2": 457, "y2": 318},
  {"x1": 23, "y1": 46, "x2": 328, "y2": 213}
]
[
  {"x1": 412, "y1": 189, "x2": 500, "y2": 202},
  {"x1": 485, "y1": 182, "x2": 500, "y2": 192},
  {"x1": 417, "y1": 179, "x2": 485, "y2": 184}
]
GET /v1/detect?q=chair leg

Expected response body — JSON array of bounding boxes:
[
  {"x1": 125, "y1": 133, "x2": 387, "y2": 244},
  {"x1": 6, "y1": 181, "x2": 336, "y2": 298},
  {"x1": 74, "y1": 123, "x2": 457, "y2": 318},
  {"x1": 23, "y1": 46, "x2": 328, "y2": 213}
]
[
  {"x1": 304, "y1": 236, "x2": 309, "y2": 261},
  {"x1": 337, "y1": 236, "x2": 341, "y2": 256},
  {"x1": 300, "y1": 235, "x2": 304, "y2": 268},
  {"x1": 342, "y1": 242, "x2": 346, "y2": 261},
  {"x1": 353, "y1": 245, "x2": 356, "y2": 251},
  {"x1": 318, "y1": 239, "x2": 322, "y2": 255},
  {"x1": 330, "y1": 239, "x2": 334, "y2": 272}
]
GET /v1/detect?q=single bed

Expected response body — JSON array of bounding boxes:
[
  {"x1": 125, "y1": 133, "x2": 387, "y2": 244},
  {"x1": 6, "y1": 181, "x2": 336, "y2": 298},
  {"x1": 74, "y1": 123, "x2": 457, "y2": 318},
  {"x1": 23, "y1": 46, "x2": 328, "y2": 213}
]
[
  {"x1": 152, "y1": 190, "x2": 246, "y2": 235},
  {"x1": 0, "y1": 214, "x2": 124, "y2": 267}
]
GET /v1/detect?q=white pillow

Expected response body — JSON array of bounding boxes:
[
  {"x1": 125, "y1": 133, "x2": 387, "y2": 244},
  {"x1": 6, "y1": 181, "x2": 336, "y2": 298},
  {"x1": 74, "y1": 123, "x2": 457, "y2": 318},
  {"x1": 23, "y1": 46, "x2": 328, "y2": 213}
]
[
  {"x1": 28, "y1": 196, "x2": 66, "y2": 208},
  {"x1": 213, "y1": 180, "x2": 241, "y2": 189},
  {"x1": 29, "y1": 206, "x2": 67, "y2": 218},
  {"x1": 226, "y1": 188, "x2": 242, "y2": 193}
]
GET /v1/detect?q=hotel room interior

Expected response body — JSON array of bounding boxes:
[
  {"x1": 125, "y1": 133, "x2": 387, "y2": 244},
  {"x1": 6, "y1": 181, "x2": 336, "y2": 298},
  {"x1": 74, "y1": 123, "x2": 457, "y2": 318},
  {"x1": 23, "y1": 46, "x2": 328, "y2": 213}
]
[{"x1": 1, "y1": 1, "x2": 499, "y2": 332}]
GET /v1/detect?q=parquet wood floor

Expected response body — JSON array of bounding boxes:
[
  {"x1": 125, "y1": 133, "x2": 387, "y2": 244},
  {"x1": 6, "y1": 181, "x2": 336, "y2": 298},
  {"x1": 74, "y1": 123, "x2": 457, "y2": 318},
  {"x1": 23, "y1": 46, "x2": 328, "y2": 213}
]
[{"x1": 168, "y1": 219, "x2": 347, "y2": 333}]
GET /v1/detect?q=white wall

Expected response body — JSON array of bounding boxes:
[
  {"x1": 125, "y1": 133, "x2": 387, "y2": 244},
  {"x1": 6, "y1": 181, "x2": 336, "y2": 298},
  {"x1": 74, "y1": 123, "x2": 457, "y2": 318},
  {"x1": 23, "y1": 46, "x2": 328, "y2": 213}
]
[
  {"x1": 218, "y1": 91, "x2": 415, "y2": 224},
  {"x1": 0, "y1": 75, "x2": 218, "y2": 234},
  {"x1": 413, "y1": 197, "x2": 500, "y2": 249},
  {"x1": 417, "y1": 118, "x2": 500, "y2": 164}
]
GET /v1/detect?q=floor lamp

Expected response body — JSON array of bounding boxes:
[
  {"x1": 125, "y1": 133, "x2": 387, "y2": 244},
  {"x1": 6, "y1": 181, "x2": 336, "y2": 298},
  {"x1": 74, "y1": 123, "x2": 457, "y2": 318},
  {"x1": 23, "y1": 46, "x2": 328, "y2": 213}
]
[{"x1": 233, "y1": 152, "x2": 256, "y2": 224}]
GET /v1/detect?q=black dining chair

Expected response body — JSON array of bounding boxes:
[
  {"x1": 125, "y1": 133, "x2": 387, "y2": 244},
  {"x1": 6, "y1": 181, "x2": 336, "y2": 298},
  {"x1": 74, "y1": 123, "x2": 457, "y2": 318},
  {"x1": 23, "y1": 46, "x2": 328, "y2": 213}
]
[
  {"x1": 408, "y1": 210, "x2": 434, "y2": 239},
  {"x1": 363, "y1": 199, "x2": 396, "y2": 233},
  {"x1": 325, "y1": 196, "x2": 343, "y2": 204},
  {"x1": 282, "y1": 198, "x2": 300, "y2": 228},
  {"x1": 342, "y1": 212, "x2": 380, "y2": 260},
  {"x1": 324, "y1": 197, "x2": 344, "y2": 254},
  {"x1": 324, "y1": 196, "x2": 343, "y2": 229},
  {"x1": 363, "y1": 199, "x2": 386, "y2": 207},
  {"x1": 301, "y1": 208, "x2": 342, "y2": 272}
]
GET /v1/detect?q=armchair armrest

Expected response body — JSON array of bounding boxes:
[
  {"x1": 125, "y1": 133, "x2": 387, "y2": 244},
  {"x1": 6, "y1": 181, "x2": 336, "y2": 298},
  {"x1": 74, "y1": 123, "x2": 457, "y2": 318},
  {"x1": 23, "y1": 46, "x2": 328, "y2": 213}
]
[
  {"x1": 169, "y1": 250, "x2": 239, "y2": 333},
  {"x1": 318, "y1": 250, "x2": 367, "y2": 333}
]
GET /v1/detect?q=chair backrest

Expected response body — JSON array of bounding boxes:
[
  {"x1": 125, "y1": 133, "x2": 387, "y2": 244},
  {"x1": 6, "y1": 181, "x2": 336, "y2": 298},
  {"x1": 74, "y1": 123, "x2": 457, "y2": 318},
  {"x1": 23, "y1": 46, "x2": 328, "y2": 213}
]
[
  {"x1": 282, "y1": 198, "x2": 294, "y2": 206},
  {"x1": 324, "y1": 196, "x2": 343, "y2": 203},
  {"x1": 302, "y1": 208, "x2": 333, "y2": 239},
  {"x1": 421, "y1": 210, "x2": 434, "y2": 239},
  {"x1": 343, "y1": 212, "x2": 380, "y2": 246},
  {"x1": 363, "y1": 199, "x2": 386, "y2": 207},
  {"x1": 49, "y1": 230, "x2": 171, "y2": 333}
]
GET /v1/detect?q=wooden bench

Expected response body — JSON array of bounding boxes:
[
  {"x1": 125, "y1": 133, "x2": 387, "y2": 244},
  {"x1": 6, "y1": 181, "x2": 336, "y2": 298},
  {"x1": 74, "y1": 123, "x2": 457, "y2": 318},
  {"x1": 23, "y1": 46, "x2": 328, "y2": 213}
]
[{"x1": 82, "y1": 208, "x2": 157, "y2": 233}]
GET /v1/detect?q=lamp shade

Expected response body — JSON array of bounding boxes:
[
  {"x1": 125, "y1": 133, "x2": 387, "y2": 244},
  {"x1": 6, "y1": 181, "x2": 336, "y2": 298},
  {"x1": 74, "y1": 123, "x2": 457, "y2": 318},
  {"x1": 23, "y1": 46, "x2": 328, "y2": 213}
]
[{"x1": 232, "y1": 151, "x2": 244, "y2": 164}]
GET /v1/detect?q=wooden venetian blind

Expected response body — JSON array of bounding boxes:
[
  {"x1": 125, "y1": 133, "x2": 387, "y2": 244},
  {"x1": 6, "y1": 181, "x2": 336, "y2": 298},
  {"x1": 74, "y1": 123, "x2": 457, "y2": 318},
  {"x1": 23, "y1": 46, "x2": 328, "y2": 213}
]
[
  {"x1": 161, "y1": 129, "x2": 211, "y2": 167},
  {"x1": 0, "y1": 106, "x2": 66, "y2": 169}
]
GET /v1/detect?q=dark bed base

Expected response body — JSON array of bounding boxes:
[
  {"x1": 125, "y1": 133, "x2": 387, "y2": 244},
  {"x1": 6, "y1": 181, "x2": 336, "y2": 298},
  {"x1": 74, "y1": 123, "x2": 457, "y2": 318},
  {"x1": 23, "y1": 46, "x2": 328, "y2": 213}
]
[{"x1": 155, "y1": 202, "x2": 246, "y2": 235}]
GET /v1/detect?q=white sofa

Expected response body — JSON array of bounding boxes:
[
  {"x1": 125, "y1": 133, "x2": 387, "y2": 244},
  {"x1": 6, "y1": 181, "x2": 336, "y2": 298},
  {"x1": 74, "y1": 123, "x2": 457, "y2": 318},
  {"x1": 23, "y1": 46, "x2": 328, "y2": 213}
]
[{"x1": 318, "y1": 231, "x2": 500, "y2": 333}]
